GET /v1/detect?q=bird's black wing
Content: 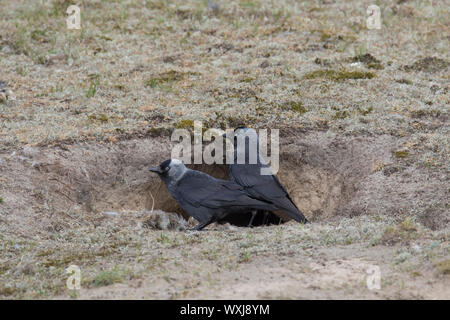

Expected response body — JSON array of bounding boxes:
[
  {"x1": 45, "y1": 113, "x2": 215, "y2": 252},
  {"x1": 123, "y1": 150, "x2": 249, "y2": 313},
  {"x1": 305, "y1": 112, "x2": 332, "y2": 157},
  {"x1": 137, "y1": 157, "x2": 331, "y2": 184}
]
[
  {"x1": 231, "y1": 164, "x2": 288, "y2": 199},
  {"x1": 176, "y1": 171, "x2": 274, "y2": 210},
  {"x1": 231, "y1": 164, "x2": 308, "y2": 222}
]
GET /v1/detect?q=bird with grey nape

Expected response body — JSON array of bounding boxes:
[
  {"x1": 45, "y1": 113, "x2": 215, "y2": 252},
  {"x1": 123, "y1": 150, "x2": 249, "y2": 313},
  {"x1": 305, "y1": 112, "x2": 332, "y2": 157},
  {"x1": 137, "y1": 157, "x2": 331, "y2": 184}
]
[
  {"x1": 224, "y1": 127, "x2": 309, "y2": 226},
  {"x1": 149, "y1": 159, "x2": 278, "y2": 231}
]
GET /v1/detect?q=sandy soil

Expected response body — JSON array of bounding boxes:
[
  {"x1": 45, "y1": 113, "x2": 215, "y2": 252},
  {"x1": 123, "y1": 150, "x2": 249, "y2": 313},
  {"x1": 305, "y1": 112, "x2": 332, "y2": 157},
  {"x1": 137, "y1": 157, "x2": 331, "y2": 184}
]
[
  {"x1": 0, "y1": 134, "x2": 448, "y2": 299},
  {"x1": 0, "y1": 0, "x2": 448, "y2": 299}
]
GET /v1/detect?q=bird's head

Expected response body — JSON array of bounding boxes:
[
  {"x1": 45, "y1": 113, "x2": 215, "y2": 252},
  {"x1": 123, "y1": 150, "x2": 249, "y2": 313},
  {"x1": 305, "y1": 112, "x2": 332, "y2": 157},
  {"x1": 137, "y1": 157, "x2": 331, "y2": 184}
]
[{"x1": 149, "y1": 159, "x2": 187, "y2": 180}]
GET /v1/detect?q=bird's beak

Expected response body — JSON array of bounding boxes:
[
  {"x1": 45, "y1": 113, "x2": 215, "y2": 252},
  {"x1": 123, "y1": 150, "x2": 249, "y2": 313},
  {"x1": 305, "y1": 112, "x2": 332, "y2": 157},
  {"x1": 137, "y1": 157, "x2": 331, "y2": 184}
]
[{"x1": 149, "y1": 166, "x2": 162, "y2": 174}]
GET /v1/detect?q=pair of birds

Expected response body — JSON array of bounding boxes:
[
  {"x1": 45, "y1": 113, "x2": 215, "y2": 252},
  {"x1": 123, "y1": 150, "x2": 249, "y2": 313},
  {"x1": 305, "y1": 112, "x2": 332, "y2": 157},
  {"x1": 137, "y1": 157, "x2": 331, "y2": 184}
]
[{"x1": 150, "y1": 127, "x2": 309, "y2": 230}]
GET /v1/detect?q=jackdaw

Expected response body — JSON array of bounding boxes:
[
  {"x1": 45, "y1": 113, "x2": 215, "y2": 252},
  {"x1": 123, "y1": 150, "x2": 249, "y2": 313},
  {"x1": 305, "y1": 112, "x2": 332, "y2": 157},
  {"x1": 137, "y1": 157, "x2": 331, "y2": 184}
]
[
  {"x1": 149, "y1": 159, "x2": 277, "y2": 230},
  {"x1": 224, "y1": 127, "x2": 309, "y2": 225}
]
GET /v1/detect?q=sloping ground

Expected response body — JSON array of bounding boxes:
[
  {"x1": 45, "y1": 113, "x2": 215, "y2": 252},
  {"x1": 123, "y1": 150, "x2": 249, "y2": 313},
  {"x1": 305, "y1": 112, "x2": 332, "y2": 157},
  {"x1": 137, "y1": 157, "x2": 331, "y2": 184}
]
[
  {"x1": 1, "y1": 131, "x2": 447, "y2": 238},
  {"x1": 0, "y1": 0, "x2": 448, "y2": 299},
  {"x1": 72, "y1": 237, "x2": 450, "y2": 300},
  {"x1": 0, "y1": 132, "x2": 448, "y2": 299}
]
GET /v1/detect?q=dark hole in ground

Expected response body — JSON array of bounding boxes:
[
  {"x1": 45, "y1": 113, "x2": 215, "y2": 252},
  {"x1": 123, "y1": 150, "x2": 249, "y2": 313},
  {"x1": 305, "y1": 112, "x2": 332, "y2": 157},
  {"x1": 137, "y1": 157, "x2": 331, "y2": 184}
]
[
  {"x1": 3, "y1": 134, "x2": 447, "y2": 235},
  {"x1": 148, "y1": 163, "x2": 297, "y2": 227},
  {"x1": 217, "y1": 210, "x2": 285, "y2": 227}
]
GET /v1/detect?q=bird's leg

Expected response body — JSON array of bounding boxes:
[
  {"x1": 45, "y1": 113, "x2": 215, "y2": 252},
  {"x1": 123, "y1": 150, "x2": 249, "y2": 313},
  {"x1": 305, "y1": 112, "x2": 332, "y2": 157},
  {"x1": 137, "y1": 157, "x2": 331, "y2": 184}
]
[
  {"x1": 189, "y1": 222, "x2": 208, "y2": 231},
  {"x1": 247, "y1": 210, "x2": 257, "y2": 228},
  {"x1": 262, "y1": 210, "x2": 270, "y2": 225},
  {"x1": 189, "y1": 218, "x2": 214, "y2": 231}
]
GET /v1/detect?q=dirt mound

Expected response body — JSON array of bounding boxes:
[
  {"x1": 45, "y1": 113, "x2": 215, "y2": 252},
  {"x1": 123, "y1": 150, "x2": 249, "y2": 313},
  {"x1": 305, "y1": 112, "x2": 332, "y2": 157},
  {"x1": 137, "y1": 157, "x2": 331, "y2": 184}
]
[{"x1": 0, "y1": 130, "x2": 447, "y2": 238}]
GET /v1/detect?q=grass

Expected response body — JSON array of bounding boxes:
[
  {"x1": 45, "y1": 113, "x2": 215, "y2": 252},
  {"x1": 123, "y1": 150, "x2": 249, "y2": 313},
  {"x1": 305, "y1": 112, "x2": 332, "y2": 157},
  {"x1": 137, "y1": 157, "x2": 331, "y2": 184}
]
[
  {"x1": 281, "y1": 101, "x2": 307, "y2": 114},
  {"x1": 0, "y1": 214, "x2": 447, "y2": 299},
  {"x1": 367, "y1": 63, "x2": 384, "y2": 70},
  {"x1": 91, "y1": 268, "x2": 123, "y2": 287},
  {"x1": 434, "y1": 260, "x2": 450, "y2": 275},
  {"x1": 395, "y1": 79, "x2": 412, "y2": 85},
  {"x1": 394, "y1": 150, "x2": 409, "y2": 159},
  {"x1": 174, "y1": 119, "x2": 195, "y2": 129},
  {"x1": 332, "y1": 110, "x2": 349, "y2": 119},
  {"x1": 88, "y1": 113, "x2": 109, "y2": 122},
  {"x1": 377, "y1": 218, "x2": 419, "y2": 246},
  {"x1": 0, "y1": 0, "x2": 448, "y2": 299},
  {"x1": 303, "y1": 69, "x2": 376, "y2": 81},
  {"x1": 145, "y1": 71, "x2": 197, "y2": 90},
  {"x1": 402, "y1": 57, "x2": 448, "y2": 73},
  {"x1": 0, "y1": 0, "x2": 446, "y2": 155},
  {"x1": 86, "y1": 81, "x2": 98, "y2": 98}
]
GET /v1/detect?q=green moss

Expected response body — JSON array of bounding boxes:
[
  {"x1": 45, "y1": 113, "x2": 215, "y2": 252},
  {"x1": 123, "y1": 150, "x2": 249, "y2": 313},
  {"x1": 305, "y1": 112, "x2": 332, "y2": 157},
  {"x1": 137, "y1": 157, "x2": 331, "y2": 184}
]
[
  {"x1": 147, "y1": 127, "x2": 169, "y2": 137},
  {"x1": 303, "y1": 69, "x2": 375, "y2": 81},
  {"x1": 36, "y1": 249, "x2": 53, "y2": 257},
  {"x1": 30, "y1": 29, "x2": 49, "y2": 42},
  {"x1": 378, "y1": 218, "x2": 418, "y2": 246},
  {"x1": 223, "y1": 115, "x2": 249, "y2": 128},
  {"x1": 349, "y1": 53, "x2": 381, "y2": 64},
  {"x1": 91, "y1": 268, "x2": 123, "y2": 287},
  {"x1": 88, "y1": 113, "x2": 109, "y2": 122},
  {"x1": 367, "y1": 63, "x2": 384, "y2": 70},
  {"x1": 240, "y1": 76, "x2": 255, "y2": 83},
  {"x1": 0, "y1": 197, "x2": 3, "y2": 204},
  {"x1": 86, "y1": 76, "x2": 99, "y2": 98},
  {"x1": 332, "y1": 110, "x2": 349, "y2": 119},
  {"x1": 174, "y1": 119, "x2": 194, "y2": 129},
  {"x1": 395, "y1": 78, "x2": 412, "y2": 85},
  {"x1": 358, "y1": 106, "x2": 373, "y2": 115},
  {"x1": 320, "y1": 31, "x2": 333, "y2": 41},
  {"x1": 282, "y1": 101, "x2": 307, "y2": 114},
  {"x1": 145, "y1": 70, "x2": 197, "y2": 88},
  {"x1": 43, "y1": 248, "x2": 114, "y2": 268},
  {"x1": 400, "y1": 217, "x2": 416, "y2": 232},
  {"x1": 145, "y1": 78, "x2": 159, "y2": 88},
  {"x1": 394, "y1": 150, "x2": 409, "y2": 159},
  {"x1": 50, "y1": 0, "x2": 74, "y2": 17},
  {"x1": 238, "y1": 250, "x2": 251, "y2": 263}
]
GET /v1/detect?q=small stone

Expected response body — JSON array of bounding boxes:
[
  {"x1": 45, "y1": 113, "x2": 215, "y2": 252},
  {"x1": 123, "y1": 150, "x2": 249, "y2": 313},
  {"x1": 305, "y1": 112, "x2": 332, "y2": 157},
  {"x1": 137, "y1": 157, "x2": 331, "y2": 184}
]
[
  {"x1": 103, "y1": 211, "x2": 120, "y2": 218},
  {"x1": 430, "y1": 84, "x2": 439, "y2": 94},
  {"x1": 260, "y1": 60, "x2": 270, "y2": 68},
  {"x1": 22, "y1": 146, "x2": 39, "y2": 158},
  {"x1": 208, "y1": 0, "x2": 220, "y2": 11},
  {"x1": 0, "y1": 81, "x2": 13, "y2": 102},
  {"x1": 143, "y1": 210, "x2": 187, "y2": 231}
]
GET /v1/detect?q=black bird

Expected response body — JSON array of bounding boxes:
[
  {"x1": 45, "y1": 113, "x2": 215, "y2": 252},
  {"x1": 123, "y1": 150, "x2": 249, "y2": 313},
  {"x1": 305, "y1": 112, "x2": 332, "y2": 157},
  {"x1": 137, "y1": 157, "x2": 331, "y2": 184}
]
[
  {"x1": 224, "y1": 127, "x2": 309, "y2": 225},
  {"x1": 149, "y1": 159, "x2": 277, "y2": 231}
]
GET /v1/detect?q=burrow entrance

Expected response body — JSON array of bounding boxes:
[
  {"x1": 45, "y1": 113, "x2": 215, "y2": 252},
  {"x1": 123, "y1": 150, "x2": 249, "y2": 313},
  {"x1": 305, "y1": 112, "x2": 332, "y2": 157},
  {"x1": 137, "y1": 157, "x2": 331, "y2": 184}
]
[
  {"x1": 147, "y1": 162, "x2": 345, "y2": 226},
  {"x1": 6, "y1": 131, "x2": 442, "y2": 234}
]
